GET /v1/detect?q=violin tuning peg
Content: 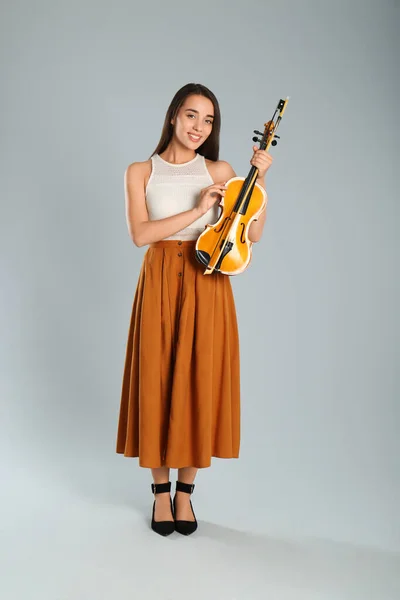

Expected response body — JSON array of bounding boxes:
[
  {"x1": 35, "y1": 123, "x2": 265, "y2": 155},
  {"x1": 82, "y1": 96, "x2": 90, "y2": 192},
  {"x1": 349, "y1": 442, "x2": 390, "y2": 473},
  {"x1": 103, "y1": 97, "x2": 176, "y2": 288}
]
[
  {"x1": 252, "y1": 136, "x2": 261, "y2": 143},
  {"x1": 271, "y1": 140, "x2": 278, "y2": 146}
]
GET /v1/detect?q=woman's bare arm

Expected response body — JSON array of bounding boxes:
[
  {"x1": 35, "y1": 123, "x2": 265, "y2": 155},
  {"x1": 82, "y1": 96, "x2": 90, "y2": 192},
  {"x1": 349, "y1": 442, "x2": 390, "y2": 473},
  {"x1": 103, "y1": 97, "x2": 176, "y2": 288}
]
[{"x1": 124, "y1": 162, "x2": 204, "y2": 247}]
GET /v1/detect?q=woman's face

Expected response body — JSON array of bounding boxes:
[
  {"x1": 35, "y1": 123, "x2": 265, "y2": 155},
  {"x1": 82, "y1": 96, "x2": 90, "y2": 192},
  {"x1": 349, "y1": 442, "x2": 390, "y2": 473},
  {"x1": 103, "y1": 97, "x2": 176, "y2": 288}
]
[{"x1": 171, "y1": 94, "x2": 215, "y2": 149}]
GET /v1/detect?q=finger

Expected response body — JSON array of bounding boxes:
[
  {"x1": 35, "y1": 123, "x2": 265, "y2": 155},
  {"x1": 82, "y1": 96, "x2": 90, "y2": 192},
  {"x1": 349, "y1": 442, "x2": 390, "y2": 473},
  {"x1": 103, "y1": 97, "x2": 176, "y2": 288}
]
[{"x1": 209, "y1": 183, "x2": 228, "y2": 190}]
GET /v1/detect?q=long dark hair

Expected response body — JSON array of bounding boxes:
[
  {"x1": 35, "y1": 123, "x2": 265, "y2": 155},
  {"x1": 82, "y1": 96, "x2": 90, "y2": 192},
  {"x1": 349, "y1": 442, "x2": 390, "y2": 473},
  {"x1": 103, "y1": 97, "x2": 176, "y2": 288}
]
[{"x1": 149, "y1": 83, "x2": 221, "y2": 162}]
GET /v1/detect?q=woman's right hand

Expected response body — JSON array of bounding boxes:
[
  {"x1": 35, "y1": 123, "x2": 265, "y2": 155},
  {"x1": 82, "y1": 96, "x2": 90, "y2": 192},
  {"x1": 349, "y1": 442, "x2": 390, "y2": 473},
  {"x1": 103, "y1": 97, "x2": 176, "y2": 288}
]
[{"x1": 196, "y1": 181, "x2": 228, "y2": 216}]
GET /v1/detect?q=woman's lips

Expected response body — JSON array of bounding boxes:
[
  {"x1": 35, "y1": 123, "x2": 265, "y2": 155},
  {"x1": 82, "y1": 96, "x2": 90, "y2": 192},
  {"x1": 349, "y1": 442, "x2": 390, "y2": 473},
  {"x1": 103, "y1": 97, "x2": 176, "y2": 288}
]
[{"x1": 188, "y1": 133, "x2": 201, "y2": 142}]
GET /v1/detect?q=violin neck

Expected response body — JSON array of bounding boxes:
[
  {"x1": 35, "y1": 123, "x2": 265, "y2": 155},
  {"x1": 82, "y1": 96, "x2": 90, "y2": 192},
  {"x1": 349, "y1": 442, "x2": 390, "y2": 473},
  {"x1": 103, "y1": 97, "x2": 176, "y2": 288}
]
[
  {"x1": 245, "y1": 165, "x2": 260, "y2": 186},
  {"x1": 233, "y1": 165, "x2": 260, "y2": 214}
]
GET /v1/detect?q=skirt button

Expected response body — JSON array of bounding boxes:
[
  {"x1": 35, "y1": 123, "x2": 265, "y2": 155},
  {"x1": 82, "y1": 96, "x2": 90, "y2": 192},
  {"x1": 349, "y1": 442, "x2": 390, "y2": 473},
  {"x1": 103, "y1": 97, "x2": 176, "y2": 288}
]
[
  {"x1": 178, "y1": 272, "x2": 182, "y2": 277},
  {"x1": 178, "y1": 241, "x2": 182, "y2": 245},
  {"x1": 178, "y1": 252, "x2": 182, "y2": 257}
]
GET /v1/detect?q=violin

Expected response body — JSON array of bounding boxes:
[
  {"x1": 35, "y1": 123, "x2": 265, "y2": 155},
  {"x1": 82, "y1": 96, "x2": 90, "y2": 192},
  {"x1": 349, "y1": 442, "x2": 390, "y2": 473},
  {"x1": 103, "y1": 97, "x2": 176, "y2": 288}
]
[{"x1": 195, "y1": 97, "x2": 289, "y2": 276}]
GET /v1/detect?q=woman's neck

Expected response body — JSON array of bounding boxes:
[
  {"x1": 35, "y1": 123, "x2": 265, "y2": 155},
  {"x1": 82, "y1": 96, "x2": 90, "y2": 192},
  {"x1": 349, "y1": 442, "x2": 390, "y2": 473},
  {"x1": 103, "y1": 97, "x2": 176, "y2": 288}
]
[{"x1": 159, "y1": 144, "x2": 197, "y2": 165}]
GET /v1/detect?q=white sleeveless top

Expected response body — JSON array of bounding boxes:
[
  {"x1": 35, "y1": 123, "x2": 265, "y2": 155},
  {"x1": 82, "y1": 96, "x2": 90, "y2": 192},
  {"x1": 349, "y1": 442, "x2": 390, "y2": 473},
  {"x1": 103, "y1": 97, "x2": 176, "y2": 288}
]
[{"x1": 145, "y1": 152, "x2": 219, "y2": 240}]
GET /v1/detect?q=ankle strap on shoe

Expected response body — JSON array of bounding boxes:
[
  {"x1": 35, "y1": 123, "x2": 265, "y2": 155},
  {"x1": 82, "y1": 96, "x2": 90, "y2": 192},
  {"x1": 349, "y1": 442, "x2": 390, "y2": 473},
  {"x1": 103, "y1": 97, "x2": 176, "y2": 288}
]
[
  {"x1": 151, "y1": 481, "x2": 171, "y2": 495},
  {"x1": 176, "y1": 480, "x2": 195, "y2": 494}
]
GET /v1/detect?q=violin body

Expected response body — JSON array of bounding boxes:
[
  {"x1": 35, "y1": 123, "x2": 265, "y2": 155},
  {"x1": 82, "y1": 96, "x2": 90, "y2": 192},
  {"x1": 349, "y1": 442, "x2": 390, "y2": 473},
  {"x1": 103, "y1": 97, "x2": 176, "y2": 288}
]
[{"x1": 195, "y1": 177, "x2": 267, "y2": 276}]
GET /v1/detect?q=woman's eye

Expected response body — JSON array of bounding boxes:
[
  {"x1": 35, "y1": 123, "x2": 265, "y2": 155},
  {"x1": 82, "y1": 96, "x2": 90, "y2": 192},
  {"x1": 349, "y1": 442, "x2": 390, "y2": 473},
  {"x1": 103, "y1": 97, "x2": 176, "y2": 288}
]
[{"x1": 188, "y1": 114, "x2": 213, "y2": 125}]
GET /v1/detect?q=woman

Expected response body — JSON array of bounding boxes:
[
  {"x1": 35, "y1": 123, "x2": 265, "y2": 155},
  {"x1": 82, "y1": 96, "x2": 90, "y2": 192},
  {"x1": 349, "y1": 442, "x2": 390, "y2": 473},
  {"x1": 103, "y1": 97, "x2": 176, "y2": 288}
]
[{"x1": 116, "y1": 83, "x2": 272, "y2": 536}]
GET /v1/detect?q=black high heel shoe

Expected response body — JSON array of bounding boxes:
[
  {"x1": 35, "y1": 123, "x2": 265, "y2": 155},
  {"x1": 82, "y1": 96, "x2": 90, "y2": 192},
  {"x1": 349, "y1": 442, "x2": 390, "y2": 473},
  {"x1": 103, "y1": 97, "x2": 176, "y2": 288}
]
[
  {"x1": 151, "y1": 481, "x2": 175, "y2": 537},
  {"x1": 173, "y1": 480, "x2": 198, "y2": 536}
]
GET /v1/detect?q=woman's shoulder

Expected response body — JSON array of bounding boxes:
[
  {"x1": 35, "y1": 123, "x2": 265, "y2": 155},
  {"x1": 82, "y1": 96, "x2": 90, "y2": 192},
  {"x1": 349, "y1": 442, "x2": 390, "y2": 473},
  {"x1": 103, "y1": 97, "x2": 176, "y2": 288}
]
[
  {"x1": 204, "y1": 157, "x2": 236, "y2": 180},
  {"x1": 124, "y1": 159, "x2": 152, "y2": 185}
]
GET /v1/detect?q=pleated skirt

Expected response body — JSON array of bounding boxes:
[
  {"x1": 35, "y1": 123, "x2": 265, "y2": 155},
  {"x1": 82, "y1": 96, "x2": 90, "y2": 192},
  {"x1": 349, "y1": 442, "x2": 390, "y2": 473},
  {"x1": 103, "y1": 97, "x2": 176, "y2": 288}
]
[{"x1": 116, "y1": 239, "x2": 241, "y2": 469}]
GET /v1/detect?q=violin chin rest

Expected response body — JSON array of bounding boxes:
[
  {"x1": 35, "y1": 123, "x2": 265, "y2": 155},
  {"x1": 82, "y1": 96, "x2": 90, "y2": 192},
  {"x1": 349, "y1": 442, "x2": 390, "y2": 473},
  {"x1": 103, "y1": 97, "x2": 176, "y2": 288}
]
[{"x1": 195, "y1": 249, "x2": 210, "y2": 267}]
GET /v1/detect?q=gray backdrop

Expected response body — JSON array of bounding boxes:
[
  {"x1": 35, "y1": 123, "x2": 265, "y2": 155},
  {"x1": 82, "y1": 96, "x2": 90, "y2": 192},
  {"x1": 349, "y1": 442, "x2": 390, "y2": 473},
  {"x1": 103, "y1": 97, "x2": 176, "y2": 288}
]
[{"x1": 1, "y1": 0, "x2": 399, "y2": 555}]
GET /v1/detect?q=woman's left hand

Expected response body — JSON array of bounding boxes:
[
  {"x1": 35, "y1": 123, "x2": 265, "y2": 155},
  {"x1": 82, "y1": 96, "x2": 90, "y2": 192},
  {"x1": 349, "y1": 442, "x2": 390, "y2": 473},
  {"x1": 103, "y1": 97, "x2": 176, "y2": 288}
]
[{"x1": 250, "y1": 145, "x2": 273, "y2": 178}]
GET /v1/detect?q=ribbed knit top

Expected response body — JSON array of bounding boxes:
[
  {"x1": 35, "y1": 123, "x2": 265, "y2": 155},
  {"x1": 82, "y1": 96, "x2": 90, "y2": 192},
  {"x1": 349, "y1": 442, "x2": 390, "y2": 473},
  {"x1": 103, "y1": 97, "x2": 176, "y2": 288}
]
[{"x1": 145, "y1": 152, "x2": 219, "y2": 240}]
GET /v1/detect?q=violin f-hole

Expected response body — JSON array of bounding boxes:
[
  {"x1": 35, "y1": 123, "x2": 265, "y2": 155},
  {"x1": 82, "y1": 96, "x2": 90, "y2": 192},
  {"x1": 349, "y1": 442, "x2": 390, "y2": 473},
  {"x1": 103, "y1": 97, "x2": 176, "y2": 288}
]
[
  {"x1": 214, "y1": 217, "x2": 230, "y2": 234},
  {"x1": 240, "y1": 222, "x2": 246, "y2": 244}
]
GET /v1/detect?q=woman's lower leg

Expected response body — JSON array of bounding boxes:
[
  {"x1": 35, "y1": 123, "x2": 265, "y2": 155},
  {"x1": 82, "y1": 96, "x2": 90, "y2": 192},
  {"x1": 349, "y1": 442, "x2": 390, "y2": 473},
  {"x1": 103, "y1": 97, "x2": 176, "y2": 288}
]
[
  {"x1": 175, "y1": 467, "x2": 198, "y2": 521},
  {"x1": 151, "y1": 466, "x2": 173, "y2": 521}
]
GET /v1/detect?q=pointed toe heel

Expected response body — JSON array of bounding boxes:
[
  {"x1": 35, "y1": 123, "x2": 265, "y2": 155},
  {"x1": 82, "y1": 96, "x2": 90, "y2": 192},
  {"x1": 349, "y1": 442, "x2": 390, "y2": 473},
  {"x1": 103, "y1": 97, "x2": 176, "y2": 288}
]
[{"x1": 173, "y1": 480, "x2": 198, "y2": 536}]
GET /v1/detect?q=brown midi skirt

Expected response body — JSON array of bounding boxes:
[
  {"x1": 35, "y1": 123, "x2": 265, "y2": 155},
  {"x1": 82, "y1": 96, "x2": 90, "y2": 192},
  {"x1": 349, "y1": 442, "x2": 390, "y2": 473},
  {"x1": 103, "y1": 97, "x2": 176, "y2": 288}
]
[{"x1": 116, "y1": 239, "x2": 240, "y2": 468}]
